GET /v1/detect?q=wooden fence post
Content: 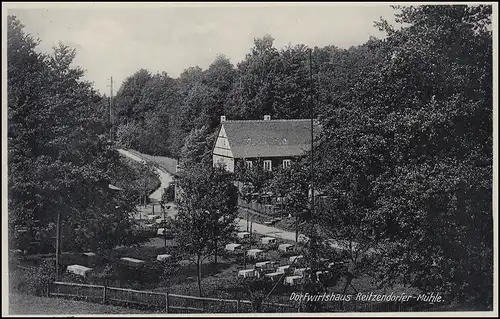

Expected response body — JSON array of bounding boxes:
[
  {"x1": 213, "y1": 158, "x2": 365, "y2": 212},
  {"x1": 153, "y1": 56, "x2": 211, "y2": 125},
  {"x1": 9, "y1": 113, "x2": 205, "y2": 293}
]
[
  {"x1": 46, "y1": 282, "x2": 51, "y2": 297},
  {"x1": 236, "y1": 300, "x2": 240, "y2": 313},
  {"x1": 165, "y1": 293, "x2": 169, "y2": 313},
  {"x1": 102, "y1": 286, "x2": 107, "y2": 304}
]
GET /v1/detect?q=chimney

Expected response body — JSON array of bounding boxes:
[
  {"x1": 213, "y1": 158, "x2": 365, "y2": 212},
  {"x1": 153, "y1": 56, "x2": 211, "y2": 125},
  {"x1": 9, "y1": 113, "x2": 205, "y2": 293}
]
[
  {"x1": 264, "y1": 115, "x2": 271, "y2": 121},
  {"x1": 220, "y1": 115, "x2": 226, "y2": 122}
]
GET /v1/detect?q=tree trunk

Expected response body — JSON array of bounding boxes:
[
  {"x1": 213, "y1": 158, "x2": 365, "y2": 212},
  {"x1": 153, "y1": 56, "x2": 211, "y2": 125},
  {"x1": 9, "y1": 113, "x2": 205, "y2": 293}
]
[
  {"x1": 197, "y1": 254, "x2": 202, "y2": 297},
  {"x1": 342, "y1": 273, "x2": 353, "y2": 295},
  {"x1": 55, "y1": 210, "x2": 61, "y2": 281},
  {"x1": 280, "y1": 198, "x2": 283, "y2": 219},
  {"x1": 213, "y1": 236, "x2": 218, "y2": 273},
  {"x1": 244, "y1": 251, "x2": 247, "y2": 270}
]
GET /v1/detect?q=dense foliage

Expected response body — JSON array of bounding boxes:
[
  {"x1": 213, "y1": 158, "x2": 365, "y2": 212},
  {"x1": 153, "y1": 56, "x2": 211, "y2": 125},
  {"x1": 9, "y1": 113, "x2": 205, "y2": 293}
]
[
  {"x1": 314, "y1": 5, "x2": 493, "y2": 308},
  {"x1": 7, "y1": 16, "x2": 148, "y2": 257}
]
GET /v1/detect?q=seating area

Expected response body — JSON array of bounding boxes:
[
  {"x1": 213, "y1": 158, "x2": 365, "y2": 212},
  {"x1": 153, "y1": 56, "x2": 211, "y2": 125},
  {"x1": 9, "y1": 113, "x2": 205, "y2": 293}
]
[
  {"x1": 66, "y1": 264, "x2": 93, "y2": 277},
  {"x1": 120, "y1": 257, "x2": 146, "y2": 268},
  {"x1": 238, "y1": 269, "x2": 259, "y2": 278},
  {"x1": 230, "y1": 230, "x2": 331, "y2": 287},
  {"x1": 156, "y1": 254, "x2": 172, "y2": 262},
  {"x1": 246, "y1": 249, "x2": 264, "y2": 259},
  {"x1": 264, "y1": 271, "x2": 282, "y2": 281},
  {"x1": 255, "y1": 260, "x2": 274, "y2": 270},
  {"x1": 261, "y1": 237, "x2": 277, "y2": 245},
  {"x1": 237, "y1": 232, "x2": 251, "y2": 239},
  {"x1": 284, "y1": 275, "x2": 303, "y2": 286},
  {"x1": 225, "y1": 243, "x2": 242, "y2": 252},
  {"x1": 278, "y1": 243, "x2": 294, "y2": 252}
]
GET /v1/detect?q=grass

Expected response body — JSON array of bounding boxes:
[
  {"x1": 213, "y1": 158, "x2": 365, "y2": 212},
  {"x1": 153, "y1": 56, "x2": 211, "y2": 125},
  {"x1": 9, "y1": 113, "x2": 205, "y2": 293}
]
[
  {"x1": 8, "y1": 292, "x2": 149, "y2": 315},
  {"x1": 238, "y1": 207, "x2": 298, "y2": 234},
  {"x1": 114, "y1": 154, "x2": 161, "y2": 199},
  {"x1": 127, "y1": 149, "x2": 178, "y2": 175},
  {"x1": 11, "y1": 240, "x2": 450, "y2": 313}
]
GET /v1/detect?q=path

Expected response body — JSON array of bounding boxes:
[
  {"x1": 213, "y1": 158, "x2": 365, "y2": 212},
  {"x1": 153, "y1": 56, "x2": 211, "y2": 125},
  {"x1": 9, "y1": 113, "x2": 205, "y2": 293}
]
[
  {"x1": 117, "y1": 149, "x2": 173, "y2": 203},
  {"x1": 117, "y1": 148, "x2": 350, "y2": 251}
]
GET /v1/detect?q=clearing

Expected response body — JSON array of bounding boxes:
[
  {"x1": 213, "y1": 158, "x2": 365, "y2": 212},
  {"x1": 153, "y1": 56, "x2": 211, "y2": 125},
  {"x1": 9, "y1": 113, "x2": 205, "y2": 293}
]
[{"x1": 8, "y1": 292, "x2": 149, "y2": 315}]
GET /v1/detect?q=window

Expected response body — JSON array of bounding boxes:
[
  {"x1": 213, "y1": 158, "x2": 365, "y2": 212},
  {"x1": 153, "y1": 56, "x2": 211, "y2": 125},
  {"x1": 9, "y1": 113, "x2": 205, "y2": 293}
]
[
  {"x1": 263, "y1": 160, "x2": 272, "y2": 172},
  {"x1": 282, "y1": 159, "x2": 291, "y2": 169},
  {"x1": 245, "y1": 160, "x2": 253, "y2": 169}
]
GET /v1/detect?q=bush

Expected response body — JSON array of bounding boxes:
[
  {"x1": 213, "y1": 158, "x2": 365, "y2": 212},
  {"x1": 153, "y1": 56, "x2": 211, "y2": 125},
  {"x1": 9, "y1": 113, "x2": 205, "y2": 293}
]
[
  {"x1": 10, "y1": 260, "x2": 56, "y2": 296},
  {"x1": 61, "y1": 272, "x2": 86, "y2": 284}
]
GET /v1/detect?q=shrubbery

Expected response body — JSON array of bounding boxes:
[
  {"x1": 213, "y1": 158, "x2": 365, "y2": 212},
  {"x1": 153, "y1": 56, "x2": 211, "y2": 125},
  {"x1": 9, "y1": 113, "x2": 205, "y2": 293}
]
[{"x1": 10, "y1": 260, "x2": 55, "y2": 296}]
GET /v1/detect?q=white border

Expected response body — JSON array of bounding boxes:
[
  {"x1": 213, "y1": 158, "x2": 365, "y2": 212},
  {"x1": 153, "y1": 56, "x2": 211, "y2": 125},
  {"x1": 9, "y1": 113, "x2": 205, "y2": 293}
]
[{"x1": 1, "y1": 2, "x2": 498, "y2": 317}]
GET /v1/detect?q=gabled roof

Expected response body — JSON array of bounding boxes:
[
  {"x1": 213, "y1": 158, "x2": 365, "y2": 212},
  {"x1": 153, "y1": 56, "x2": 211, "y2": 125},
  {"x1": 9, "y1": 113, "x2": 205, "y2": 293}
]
[{"x1": 220, "y1": 119, "x2": 320, "y2": 159}]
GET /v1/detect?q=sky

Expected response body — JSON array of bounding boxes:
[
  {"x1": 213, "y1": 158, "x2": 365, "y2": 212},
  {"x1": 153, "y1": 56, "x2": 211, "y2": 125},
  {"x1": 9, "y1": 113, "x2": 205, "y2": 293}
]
[{"x1": 6, "y1": 3, "x2": 398, "y2": 94}]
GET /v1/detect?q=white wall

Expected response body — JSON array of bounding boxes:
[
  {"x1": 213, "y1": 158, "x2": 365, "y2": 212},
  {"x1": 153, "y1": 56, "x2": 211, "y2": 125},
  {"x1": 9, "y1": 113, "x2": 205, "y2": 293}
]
[
  {"x1": 213, "y1": 154, "x2": 234, "y2": 172},
  {"x1": 213, "y1": 125, "x2": 235, "y2": 172}
]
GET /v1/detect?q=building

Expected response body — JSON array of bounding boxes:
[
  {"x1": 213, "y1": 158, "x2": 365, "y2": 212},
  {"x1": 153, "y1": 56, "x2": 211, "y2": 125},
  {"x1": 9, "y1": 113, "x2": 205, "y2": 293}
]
[{"x1": 212, "y1": 115, "x2": 320, "y2": 173}]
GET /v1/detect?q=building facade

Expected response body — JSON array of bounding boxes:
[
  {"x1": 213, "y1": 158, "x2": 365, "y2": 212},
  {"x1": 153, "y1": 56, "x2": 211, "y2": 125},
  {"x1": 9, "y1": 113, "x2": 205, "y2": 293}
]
[{"x1": 212, "y1": 115, "x2": 320, "y2": 174}]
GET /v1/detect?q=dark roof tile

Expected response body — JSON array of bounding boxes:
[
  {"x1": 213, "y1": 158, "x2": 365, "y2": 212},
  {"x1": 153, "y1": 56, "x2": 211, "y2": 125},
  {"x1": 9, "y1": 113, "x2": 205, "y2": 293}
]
[{"x1": 222, "y1": 119, "x2": 320, "y2": 158}]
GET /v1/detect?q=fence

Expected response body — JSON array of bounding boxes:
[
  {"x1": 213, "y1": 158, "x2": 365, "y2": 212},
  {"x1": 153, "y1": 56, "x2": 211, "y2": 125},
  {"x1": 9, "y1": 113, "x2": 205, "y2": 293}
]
[
  {"x1": 47, "y1": 281, "x2": 432, "y2": 313},
  {"x1": 47, "y1": 281, "x2": 298, "y2": 313},
  {"x1": 238, "y1": 198, "x2": 280, "y2": 217},
  {"x1": 238, "y1": 194, "x2": 332, "y2": 218}
]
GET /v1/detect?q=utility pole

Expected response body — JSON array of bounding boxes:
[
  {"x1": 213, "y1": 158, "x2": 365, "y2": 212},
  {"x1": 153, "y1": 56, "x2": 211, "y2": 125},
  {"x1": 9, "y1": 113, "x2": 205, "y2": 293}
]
[
  {"x1": 250, "y1": 221, "x2": 253, "y2": 250},
  {"x1": 308, "y1": 47, "x2": 318, "y2": 271},
  {"x1": 55, "y1": 210, "x2": 61, "y2": 281},
  {"x1": 295, "y1": 213, "x2": 299, "y2": 250},
  {"x1": 107, "y1": 76, "x2": 114, "y2": 141},
  {"x1": 309, "y1": 48, "x2": 314, "y2": 225}
]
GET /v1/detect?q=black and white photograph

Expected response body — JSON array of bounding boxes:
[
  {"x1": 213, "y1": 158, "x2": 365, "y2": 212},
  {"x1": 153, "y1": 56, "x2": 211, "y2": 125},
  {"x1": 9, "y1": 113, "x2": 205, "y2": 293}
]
[{"x1": 2, "y1": 2, "x2": 498, "y2": 316}]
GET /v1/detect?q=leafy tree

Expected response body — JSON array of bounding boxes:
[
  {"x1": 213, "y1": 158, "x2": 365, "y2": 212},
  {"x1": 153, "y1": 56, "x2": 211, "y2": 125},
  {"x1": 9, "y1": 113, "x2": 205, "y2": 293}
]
[
  {"x1": 7, "y1": 15, "x2": 144, "y2": 258},
  {"x1": 225, "y1": 35, "x2": 281, "y2": 120},
  {"x1": 202, "y1": 55, "x2": 237, "y2": 130},
  {"x1": 179, "y1": 83, "x2": 218, "y2": 134},
  {"x1": 179, "y1": 125, "x2": 216, "y2": 167},
  {"x1": 266, "y1": 161, "x2": 309, "y2": 220},
  {"x1": 271, "y1": 44, "x2": 311, "y2": 119},
  {"x1": 235, "y1": 159, "x2": 274, "y2": 205},
  {"x1": 114, "y1": 68, "x2": 152, "y2": 123},
  {"x1": 115, "y1": 120, "x2": 145, "y2": 150},
  {"x1": 110, "y1": 155, "x2": 160, "y2": 204},
  {"x1": 317, "y1": 4, "x2": 493, "y2": 308},
  {"x1": 173, "y1": 164, "x2": 238, "y2": 296}
]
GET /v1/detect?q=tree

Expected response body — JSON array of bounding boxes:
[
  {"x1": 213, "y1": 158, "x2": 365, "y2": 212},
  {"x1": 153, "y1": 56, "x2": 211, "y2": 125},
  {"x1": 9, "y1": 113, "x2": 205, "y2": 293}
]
[
  {"x1": 225, "y1": 35, "x2": 281, "y2": 120},
  {"x1": 202, "y1": 55, "x2": 237, "y2": 129},
  {"x1": 135, "y1": 72, "x2": 181, "y2": 156},
  {"x1": 271, "y1": 44, "x2": 311, "y2": 119},
  {"x1": 317, "y1": 5, "x2": 493, "y2": 308},
  {"x1": 173, "y1": 164, "x2": 238, "y2": 296},
  {"x1": 179, "y1": 125, "x2": 216, "y2": 168},
  {"x1": 7, "y1": 15, "x2": 144, "y2": 257},
  {"x1": 235, "y1": 159, "x2": 274, "y2": 205},
  {"x1": 113, "y1": 68, "x2": 152, "y2": 123},
  {"x1": 266, "y1": 161, "x2": 309, "y2": 222},
  {"x1": 110, "y1": 155, "x2": 160, "y2": 204}
]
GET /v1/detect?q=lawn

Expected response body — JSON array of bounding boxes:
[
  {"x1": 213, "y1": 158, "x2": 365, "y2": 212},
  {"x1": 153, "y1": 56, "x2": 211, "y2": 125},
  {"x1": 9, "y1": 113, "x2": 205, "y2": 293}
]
[
  {"x1": 127, "y1": 149, "x2": 179, "y2": 175},
  {"x1": 8, "y1": 293, "x2": 149, "y2": 315}
]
